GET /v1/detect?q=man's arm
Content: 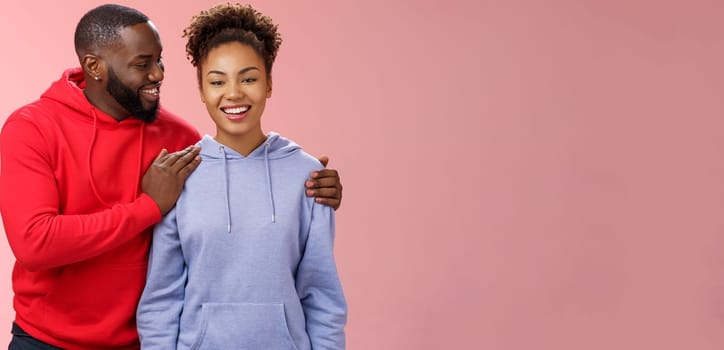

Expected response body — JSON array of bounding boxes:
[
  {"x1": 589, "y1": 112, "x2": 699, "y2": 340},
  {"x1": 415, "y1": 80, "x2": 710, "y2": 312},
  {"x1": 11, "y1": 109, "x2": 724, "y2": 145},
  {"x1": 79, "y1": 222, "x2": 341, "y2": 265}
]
[
  {"x1": 306, "y1": 156, "x2": 343, "y2": 210},
  {"x1": 0, "y1": 118, "x2": 199, "y2": 271}
]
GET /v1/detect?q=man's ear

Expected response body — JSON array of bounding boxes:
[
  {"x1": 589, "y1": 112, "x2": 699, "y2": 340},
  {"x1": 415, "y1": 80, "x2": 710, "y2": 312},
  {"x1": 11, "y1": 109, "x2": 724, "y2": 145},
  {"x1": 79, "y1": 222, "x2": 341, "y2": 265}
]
[{"x1": 81, "y1": 54, "x2": 104, "y2": 81}]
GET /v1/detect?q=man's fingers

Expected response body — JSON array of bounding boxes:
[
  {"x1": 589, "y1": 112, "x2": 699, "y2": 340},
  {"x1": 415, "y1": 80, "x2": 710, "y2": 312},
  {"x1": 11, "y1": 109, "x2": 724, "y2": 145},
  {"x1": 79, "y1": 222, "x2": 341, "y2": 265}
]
[
  {"x1": 154, "y1": 148, "x2": 169, "y2": 162},
  {"x1": 314, "y1": 197, "x2": 341, "y2": 210},
  {"x1": 307, "y1": 166, "x2": 343, "y2": 210},
  {"x1": 178, "y1": 155, "x2": 202, "y2": 180},
  {"x1": 157, "y1": 147, "x2": 187, "y2": 166},
  {"x1": 166, "y1": 146, "x2": 200, "y2": 171},
  {"x1": 310, "y1": 168, "x2": 338, "y2": 180},
  {"x1": 306, "y1": 187, "x2": 340, "y2": 199},
  {"x1": 306, "y1": 177, "x2": 341, "y2": 190}
]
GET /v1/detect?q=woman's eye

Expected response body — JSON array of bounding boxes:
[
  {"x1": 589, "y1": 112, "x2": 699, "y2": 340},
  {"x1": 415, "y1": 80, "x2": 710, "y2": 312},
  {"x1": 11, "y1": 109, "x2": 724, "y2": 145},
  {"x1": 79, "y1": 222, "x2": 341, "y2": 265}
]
[
  {"x1": 242, "y1": 78, "x2": 257, "y2": 83},
  {"x1": 210, "y1": 81, "x2": 223, "y2": 86}
]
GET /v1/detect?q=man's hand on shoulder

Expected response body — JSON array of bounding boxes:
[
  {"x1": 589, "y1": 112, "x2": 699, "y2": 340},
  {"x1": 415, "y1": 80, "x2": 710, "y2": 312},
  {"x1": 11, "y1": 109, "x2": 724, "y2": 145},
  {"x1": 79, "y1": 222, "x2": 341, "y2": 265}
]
[
  {"x1": 142, "y1": 146, "x2": 201, "y2": 215},
  {"x1": 306, "y1": 156, "x2": 343, "y2": 210}
]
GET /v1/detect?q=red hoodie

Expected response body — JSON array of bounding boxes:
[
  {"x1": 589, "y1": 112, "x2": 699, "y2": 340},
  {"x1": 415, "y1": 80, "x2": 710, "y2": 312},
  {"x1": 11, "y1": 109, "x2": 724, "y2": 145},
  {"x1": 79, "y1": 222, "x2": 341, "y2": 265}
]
[{"x1": 0, "y1": 68, "x2": 200, "y2": 349}]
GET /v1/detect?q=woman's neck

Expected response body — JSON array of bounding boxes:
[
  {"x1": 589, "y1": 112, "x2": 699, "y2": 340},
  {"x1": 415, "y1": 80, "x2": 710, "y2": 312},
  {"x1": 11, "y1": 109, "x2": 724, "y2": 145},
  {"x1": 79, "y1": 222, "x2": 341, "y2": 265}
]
[{"x1": 215, "y1": 130, "x2": 267, "y2": 156}]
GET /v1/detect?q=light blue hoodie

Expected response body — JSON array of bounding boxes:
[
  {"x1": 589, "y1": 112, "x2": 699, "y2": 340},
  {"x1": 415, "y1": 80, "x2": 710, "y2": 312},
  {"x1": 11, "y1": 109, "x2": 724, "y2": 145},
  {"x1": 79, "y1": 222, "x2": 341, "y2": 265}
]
[{"x1": 137, "y1": 133, "x2": 346, "y2": 350}]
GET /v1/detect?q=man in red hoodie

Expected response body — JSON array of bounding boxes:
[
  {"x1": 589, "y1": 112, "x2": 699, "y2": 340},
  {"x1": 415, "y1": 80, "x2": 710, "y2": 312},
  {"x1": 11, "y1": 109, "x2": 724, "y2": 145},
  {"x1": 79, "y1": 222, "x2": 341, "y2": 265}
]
[{"x1": 0, "y1": 4, "x2": 343, "y2": 350}]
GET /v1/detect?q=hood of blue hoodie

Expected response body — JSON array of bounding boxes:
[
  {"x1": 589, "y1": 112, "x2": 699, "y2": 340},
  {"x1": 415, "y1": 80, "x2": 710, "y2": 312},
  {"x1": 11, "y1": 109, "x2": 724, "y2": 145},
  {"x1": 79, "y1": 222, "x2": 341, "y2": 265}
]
[
  {"x1": 197, "y1": 132, "x2": 301, "y2": 160},
  {"x1": 196, "y1": 132, "x2": 303, "y2": 230}
]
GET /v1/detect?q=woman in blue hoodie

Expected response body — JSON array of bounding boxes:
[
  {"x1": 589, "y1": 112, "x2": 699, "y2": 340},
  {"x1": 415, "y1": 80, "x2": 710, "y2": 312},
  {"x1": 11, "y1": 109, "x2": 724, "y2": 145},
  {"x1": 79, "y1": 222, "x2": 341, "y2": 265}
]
[{"x1": 136, "y1": 4, "x2": 347, "y2": 349}]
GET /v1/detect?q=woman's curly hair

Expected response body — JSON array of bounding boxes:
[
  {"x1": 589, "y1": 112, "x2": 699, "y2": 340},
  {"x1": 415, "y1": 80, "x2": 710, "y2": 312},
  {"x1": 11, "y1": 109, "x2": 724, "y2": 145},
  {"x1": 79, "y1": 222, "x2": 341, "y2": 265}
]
[{"x1": 183, "y1": 3, "x2": 282, "y2": 78}]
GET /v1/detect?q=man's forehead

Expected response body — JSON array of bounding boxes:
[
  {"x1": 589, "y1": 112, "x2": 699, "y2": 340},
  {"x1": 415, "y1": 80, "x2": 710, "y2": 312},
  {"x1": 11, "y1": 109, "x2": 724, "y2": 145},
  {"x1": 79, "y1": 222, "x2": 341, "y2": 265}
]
[{"x1": 114, "y1": 21, "x2": 163, "y2": 53}]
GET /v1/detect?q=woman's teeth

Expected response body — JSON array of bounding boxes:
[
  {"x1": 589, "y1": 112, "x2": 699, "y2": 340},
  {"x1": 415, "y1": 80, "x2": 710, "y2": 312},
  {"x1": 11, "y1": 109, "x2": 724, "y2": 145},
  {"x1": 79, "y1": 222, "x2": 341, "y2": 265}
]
[{"x1": 222, "y1": 106, "x2": 250, "y2": 114}]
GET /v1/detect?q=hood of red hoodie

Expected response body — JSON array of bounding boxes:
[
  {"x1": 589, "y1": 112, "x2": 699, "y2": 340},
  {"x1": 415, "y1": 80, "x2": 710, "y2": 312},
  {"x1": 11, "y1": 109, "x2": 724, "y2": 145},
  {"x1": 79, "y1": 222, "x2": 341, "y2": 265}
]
[
  {"x1": 41, "y1": 67, "x2": 145, "y2": 129},
  {"x1": 37, "y1": 67, "x2": 149, "y2": 209}
]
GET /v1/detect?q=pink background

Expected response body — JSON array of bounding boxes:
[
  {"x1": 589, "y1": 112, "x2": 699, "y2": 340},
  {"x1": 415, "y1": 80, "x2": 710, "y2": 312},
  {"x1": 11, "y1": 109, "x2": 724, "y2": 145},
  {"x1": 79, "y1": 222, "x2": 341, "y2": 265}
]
[{"x1": 1, "y1": 0, "x2": 723, "y2": 349}]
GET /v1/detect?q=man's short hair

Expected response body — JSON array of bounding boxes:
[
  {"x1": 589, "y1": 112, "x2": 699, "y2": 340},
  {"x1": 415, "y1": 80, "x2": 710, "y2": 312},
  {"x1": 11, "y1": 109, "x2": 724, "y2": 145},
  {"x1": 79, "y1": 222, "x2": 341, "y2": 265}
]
[{"x1": 74, "y1": 4, "x2": 149, "y2": 55}]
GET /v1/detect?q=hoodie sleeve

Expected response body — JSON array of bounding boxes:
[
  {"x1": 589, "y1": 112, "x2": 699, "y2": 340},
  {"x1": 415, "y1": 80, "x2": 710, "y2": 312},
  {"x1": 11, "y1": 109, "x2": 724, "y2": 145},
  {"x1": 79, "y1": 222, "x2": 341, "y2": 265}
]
[
  {"x1": 296, "y1": 201, "x2": 347, "y2": 349},
  {"x1": 137, "y1": 206, "x2": 187, "y2": 349},
  {"x1": 0, "y1": 118, "x2": 161, "y2": 271}
]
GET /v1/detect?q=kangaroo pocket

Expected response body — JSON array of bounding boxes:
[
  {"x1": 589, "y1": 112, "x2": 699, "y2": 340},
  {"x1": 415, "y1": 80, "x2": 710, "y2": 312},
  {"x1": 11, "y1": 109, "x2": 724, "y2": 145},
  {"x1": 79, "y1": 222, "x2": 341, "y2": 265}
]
[{"x1": 191, "y1": 302, "x2": 299, "y2": 350}]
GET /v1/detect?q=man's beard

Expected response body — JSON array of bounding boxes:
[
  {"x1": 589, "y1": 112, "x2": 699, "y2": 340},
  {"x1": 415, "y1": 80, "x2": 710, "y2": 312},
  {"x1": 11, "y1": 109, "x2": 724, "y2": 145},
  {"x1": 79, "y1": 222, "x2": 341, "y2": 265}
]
[{"x1": 106, "y1": 68, "x2": 159, "y2": 123}]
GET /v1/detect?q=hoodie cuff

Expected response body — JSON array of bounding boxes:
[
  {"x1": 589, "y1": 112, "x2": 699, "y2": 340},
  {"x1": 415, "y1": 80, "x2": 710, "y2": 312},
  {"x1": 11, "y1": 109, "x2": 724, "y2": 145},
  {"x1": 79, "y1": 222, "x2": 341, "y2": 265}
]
[{"x1": 134, "y1": 193, "x2": 163, "y2": 226}]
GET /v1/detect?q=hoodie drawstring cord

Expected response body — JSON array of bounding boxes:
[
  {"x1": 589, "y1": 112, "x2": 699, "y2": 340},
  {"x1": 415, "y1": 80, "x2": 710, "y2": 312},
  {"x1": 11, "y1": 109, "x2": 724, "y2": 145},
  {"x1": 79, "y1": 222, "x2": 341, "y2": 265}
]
[
  {"x1": 220, "y1": 145, "x2": 232, "y2": 233},
  {"x1": 264, "y1": 141, "x2": 276, "y2": 223},
  {"x1": 136, "y1": 124, "x2": 144, "y2": 196},
  {"x1": 87, "y1": 110, "x2": 146, "y2": 207},
  {"x1": 218, "y1": 137, "x2": 276, "y2": 231},
  {"x1": 87, "y1": 109, "x2": 113, "y2": 208}
]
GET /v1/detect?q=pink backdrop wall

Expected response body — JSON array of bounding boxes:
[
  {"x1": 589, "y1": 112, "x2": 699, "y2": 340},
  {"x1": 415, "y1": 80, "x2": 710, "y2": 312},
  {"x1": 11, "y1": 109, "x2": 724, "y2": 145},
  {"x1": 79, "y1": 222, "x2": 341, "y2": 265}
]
[{"x1": 1, "y1": 0, "x2": 723, "y2": 349}]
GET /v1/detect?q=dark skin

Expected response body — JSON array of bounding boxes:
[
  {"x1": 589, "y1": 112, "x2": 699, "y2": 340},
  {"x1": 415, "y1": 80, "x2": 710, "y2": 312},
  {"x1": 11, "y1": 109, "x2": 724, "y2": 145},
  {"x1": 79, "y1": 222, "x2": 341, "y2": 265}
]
[{"x1": 79, "y1": 21, "x2": 342, "y2": 213}]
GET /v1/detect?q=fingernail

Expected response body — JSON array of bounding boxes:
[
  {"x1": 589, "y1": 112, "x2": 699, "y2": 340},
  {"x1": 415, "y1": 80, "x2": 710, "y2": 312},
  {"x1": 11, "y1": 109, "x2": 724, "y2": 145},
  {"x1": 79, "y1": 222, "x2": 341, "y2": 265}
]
[
  {"x1": 306, "y1": 190, "x2": 314, "y2": 196},
  {"x1": 311, "y1": 171, "x2": 319, "y2": 178}
]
